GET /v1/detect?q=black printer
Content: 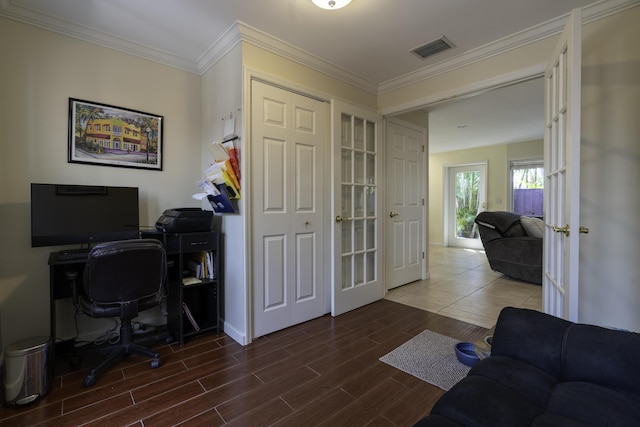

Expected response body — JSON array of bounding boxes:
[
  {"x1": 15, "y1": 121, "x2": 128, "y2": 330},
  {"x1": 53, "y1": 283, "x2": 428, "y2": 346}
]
[{"x1": 155, "y1": 208, "x2": 213, "y2": 233}]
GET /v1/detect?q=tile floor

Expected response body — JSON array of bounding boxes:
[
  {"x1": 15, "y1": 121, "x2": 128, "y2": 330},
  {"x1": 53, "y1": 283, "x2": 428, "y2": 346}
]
[{"x1": 385, "y1": 246, "x2": 542, "y2": 328}]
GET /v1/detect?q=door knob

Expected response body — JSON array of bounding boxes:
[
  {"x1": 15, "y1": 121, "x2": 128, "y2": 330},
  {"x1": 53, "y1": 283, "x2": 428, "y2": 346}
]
[
  {"x1": 552, "y1": 224, "x2": 570, "y2": 237},
  {"x1": 389, "y1": 212, "x2": 399, "y2": 218},
  {"x1": 335, "y1": 215, "x2": 350, "y2": 223}
]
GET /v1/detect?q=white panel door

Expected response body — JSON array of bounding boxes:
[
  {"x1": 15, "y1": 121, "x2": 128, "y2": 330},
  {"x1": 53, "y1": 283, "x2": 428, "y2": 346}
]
[
  {"x1": 332, "y1": 101, "x2": 383, "y2": 316},
  {"x1": 543, "y1": 8, "x2": 582, "y2": 322},
  {"x1": 386, "y1": 120, "x2": 424, "y2": 289},
  {"x1": 252, "y1": 80, "x2": 328, "y2": 338}
]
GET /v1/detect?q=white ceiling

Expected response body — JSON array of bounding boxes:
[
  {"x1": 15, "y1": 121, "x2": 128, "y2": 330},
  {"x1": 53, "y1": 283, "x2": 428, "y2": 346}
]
[
  {"x1": 426, "y1": 77, "x2": 545, "y2": 153},
  {"x1": 0, "y1": 0, "x2": 632, "y2": 152}
]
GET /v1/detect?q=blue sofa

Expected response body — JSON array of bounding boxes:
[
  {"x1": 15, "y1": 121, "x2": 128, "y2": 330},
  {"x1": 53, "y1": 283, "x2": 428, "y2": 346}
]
[{"x1": 414, "y1": 307, "x2": 640, "y2": 427}]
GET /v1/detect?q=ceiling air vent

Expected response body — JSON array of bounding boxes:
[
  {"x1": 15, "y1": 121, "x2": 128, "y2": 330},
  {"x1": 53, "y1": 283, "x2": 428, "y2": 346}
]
[{"x1": 411, "y1": 36, "x2": 454, "y2": 59}]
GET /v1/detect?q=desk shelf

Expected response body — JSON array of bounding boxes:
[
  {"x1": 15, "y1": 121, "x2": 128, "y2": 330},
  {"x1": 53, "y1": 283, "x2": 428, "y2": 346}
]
[{"x1": 144, "y1": 231, "x2": 223, "y2": 346}]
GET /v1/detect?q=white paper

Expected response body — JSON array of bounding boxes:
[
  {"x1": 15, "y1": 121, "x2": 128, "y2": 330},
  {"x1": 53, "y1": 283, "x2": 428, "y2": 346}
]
[{"x1": 223, "y1": 117, "x2": 236, "y2": 139}]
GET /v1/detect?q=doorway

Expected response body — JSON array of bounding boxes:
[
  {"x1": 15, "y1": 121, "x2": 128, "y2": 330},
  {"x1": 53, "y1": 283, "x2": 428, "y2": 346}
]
[
  {"x1": 446, "y1": 163, "x2": 486, "y2": 250},
  {"x1": 385, "y1": 119, "x2": 426, "y2": 290}
]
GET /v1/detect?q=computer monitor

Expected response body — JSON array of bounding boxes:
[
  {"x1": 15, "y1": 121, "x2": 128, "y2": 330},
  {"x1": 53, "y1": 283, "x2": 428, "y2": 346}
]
[{"x1": 31, "y1": 183, "x2": 140, "y2": 247}]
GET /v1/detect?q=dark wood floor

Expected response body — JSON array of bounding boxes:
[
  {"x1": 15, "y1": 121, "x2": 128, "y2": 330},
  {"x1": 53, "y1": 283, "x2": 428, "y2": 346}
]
[{"x1": 0, "y1": 300, "x2": 487, "y2": 426}]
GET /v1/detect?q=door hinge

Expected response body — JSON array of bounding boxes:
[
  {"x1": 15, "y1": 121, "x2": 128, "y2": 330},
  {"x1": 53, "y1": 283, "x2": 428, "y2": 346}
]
[
  {"x1": 422, "y1": 251, "x2": 425, "y2": 259},
  {"x1": 422, "y1": 145, "x2": 425, "y2": 153},
  {"x1": 422, "y1": 198, "x2": 425, "y2": 206}
]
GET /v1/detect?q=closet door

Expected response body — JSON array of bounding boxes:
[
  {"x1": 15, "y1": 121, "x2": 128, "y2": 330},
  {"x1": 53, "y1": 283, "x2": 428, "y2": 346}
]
[{"x1": 251, "y1": 80, "x2": 328, "y2": 338}]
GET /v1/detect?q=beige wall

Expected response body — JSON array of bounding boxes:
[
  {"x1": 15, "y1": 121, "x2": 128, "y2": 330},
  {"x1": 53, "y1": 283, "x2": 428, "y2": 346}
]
[
  {"x1": 578, "y1": 6, "x2": 640, "y2": 329},
  {"x1": 200, "y1": 44, "x2": 246, "y2": 344},
  {"x1": 242, "y1": 43, "x2": 377, "y2": 110},
  {"x1": 0, "y1": 17, "x2": 202, "y2": 348},
  {"x1": 428, "y1": 140, "x2": 543, "y2": 246}
]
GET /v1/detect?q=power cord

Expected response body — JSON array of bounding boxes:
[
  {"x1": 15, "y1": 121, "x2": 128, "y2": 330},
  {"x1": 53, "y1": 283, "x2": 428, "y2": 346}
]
[
  {"x1": 72, "y1": 314, "x2": 120, "y2": 348},
  {"x1": 93, "y1": 319, "x2": 120, "y2": 346}
]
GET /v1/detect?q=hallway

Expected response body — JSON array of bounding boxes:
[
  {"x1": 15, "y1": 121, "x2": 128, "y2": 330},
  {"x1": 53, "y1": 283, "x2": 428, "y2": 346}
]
[{"x1": 385, "y1": 246, "x2": 542, "y2": 328}]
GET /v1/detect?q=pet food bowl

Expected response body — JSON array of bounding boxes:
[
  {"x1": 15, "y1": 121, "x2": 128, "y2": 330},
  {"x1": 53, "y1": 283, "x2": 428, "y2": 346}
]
[{"x1": 455, "y1": 342, "x2": 480, "y2": 367}]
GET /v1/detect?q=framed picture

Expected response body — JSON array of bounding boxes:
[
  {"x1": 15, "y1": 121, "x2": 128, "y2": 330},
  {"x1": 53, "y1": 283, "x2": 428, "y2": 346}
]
[{"x1": 68, "y1": 98, "x2": 163, "y2": 171}]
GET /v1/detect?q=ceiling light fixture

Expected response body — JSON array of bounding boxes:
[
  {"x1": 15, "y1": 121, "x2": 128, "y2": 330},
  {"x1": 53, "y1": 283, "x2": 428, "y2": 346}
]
[{"x1": 311, "y1": 0, "x2": 352, "y2": 10}]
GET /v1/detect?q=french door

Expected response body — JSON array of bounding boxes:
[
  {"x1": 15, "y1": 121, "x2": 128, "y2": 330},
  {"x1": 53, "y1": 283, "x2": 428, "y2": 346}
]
[
  {"x1": 447, "y1": 163, "x2": 486, "y2": 249},
  {"x1": 332, "y1": 101, "x2": 383, "y2": 316},
  {"x1": 543, "y1": 8, "x2": 582, "y2": 322}
]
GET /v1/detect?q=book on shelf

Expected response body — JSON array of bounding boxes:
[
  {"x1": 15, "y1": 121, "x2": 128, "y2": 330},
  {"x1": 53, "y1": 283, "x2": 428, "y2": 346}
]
[
  {"x1": 182, "y1": 276, "x2": 202, "y2": 286},
  {"x1": 182, "y1": 302, "x2": 200, "y2": 331},
  {"x1": 188, "y1": 251, "x2": 215, "y2": 280}
]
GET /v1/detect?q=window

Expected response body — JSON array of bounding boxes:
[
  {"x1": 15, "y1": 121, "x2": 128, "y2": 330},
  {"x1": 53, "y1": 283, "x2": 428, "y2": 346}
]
[{"x1": 509, "y1": 159, "x2": 543, "y2": 217}]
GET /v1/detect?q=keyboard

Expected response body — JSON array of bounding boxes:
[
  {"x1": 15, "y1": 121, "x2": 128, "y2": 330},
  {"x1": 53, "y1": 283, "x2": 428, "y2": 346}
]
[{"x1": 55, "y1": 249, "x2": 90, "y2": 261}]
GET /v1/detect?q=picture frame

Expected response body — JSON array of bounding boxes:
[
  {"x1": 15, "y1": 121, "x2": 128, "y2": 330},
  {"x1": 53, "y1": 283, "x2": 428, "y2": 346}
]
[{"x1": 68, "y1": 98, "x2": 163, "y2": 171}]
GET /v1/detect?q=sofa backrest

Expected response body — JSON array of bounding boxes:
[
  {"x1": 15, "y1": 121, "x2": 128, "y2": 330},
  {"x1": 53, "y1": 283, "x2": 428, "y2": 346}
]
[
  {"x1": 563, "y1": 324, "x2": 640, "y2": 393},
  {"x1": 475, "y1": 211, "x2": 527, "y2": 244},
  {"x1": 491, "y1": 307, "x2": 571, "y2": 379},
  {"x1": 492, "y1": 307, "x2": 640, "y2": 394}
]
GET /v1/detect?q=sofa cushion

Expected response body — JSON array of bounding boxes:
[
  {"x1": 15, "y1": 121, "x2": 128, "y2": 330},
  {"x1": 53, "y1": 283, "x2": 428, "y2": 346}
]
[
  {"x1": 469, "y1": 355, "x2": 557, "y2": 407},
  {"x1": 413, "y1": 414, "x2": 462, "y2": 427},
  {"x1": 520, "y1": 216, "x2": 544, "y2": 238},
  {"x1": 429, "y1": 375, "x2": 543, "y2": 427},
  {"x1": 530, "y1": 413, "x2": 592, "y2": 426},
  {"x1": 548, "y1": 381, "x2": 640, "y2": 426}
]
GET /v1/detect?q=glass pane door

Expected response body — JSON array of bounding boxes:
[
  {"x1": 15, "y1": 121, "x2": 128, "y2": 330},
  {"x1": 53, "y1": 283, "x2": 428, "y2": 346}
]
[
  {"x1": 341, "y1": 113, "x2": 377, "y2": 290},
  {"x1": 447, "y1": 163, "x2": 486, "y2": 249}
]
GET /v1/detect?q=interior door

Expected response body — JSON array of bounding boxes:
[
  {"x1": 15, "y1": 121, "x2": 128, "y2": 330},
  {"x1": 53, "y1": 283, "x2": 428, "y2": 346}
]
[
  {"x1": 446, "y1": 163, "x2": 486, "y2": 250},
  {"x1": 543, "y1": 8, "x2": 582, "y2": 322},
  {"x1": 251, "y1": 80, "x2": 328, "y2": 338},
  {"x1": 386, "y1": 120, "x2": 424, "y2": 290},
  {"x1": 332, "y1": 100, "x2": 383, "y2": 316}
]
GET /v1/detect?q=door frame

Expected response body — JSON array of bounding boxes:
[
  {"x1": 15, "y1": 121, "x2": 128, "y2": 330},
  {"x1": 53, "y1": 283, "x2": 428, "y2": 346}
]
[{"x1": 385, "y1": 117, "x2": 428, "y2": 286}]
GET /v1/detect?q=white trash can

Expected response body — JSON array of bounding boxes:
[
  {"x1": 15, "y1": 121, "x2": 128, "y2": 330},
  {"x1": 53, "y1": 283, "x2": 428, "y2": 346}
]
[{"x1": 3, "y1": 336, "x2": 52, "y2": 406}]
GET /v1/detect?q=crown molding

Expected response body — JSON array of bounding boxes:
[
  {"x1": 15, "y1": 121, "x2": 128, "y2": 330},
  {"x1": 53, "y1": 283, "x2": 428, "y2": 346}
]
[
  {"x1": 196, "y1": 21, "x2": 243, "y2": 73},
  {"x1": 378, "y1": 0, "x2": 639, "y2": 94},
  {"x1": 0, "y1": 0, "x2": 200, "y2": 73},
  {"x1": 215, "y1": 21, "x2": 379, "y2": 94},
  {"x1": 2, "y1": 0, "x2": 637, "y2": 94}
]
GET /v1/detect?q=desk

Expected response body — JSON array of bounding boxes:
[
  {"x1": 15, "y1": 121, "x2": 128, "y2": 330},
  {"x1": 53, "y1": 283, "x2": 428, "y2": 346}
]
[{"x1": 48, "y1": 231, "x2": 223, "y2": 369}]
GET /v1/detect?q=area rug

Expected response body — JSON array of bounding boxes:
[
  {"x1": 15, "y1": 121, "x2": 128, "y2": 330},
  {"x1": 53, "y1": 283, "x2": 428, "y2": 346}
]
[{"x1": 380, "y1": 329, "x2": 470, "y2": 391}]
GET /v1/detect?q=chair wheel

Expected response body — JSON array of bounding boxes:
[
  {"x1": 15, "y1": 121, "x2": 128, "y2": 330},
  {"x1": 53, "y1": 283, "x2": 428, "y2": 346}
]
[
  {"x1": 151, "y1": 358, "x2": 160, "y2": 369},
  {"x1": 83, "y1": 375, "x2": 96, "y2": 387}
]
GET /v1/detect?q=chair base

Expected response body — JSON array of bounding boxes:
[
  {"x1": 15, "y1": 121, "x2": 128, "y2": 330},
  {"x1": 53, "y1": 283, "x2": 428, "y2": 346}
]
[
  {"x1": 82, "y1": 320, "x2": 161, "y2": 388},
  {"x1": 83, "y1": 342, "x2": 160, "y2": 387}
]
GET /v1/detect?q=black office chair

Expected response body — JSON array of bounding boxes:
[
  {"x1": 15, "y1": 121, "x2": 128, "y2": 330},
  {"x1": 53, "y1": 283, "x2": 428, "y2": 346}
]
[{"x1": 79, "y1": 239, "x2": 166, "y2": 387}]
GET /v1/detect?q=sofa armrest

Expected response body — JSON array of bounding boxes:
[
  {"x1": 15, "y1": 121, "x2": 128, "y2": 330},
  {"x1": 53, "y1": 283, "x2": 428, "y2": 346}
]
[
  {"x1": 491, "y1": 307, "x2": 571, "y2": 379},
  {"x1": 483, "y1": 237, "x2": 542, "y2": 265}
]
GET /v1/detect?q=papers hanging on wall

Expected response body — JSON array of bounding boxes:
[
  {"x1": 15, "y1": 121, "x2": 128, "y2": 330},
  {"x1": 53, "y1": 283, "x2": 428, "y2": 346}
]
[{"x1": 193, "y1": 136, "x2": 241, "y2": 214}]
